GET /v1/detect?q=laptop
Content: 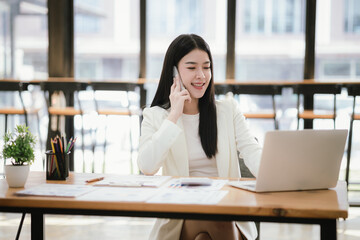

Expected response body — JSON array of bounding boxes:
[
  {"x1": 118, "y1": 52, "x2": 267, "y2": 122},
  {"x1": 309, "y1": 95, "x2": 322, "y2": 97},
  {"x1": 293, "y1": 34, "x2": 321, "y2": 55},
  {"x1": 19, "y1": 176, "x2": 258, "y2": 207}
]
[{"x1": 229, "y1": 129, "x2": 348, "y2": 192}]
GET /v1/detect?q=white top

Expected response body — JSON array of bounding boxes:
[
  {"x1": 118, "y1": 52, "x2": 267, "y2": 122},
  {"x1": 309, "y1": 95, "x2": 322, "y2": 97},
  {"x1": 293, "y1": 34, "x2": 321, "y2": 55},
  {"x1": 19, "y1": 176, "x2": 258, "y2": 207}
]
[
  {"x1": 182, "y1": 113, "x2": 218, "y2": 177},
  {"x1": 137, "y1": 98, "x2": 262, "y2": 240}
]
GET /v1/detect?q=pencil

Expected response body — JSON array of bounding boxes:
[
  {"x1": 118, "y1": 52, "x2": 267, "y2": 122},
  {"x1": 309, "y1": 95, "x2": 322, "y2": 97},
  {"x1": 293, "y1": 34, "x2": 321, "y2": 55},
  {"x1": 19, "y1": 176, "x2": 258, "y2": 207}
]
[
  {"x1": 86, "y1": 177, "x2": 104, "y2": 183},
  {"x1": 62, "y1": 135, "x2": 66, "y2": 153},
  {"x1": 68, "y1": 137, "x2": 77, "y2": 152},
  {"x1": 66, "y1": 137, "x2": 73, "y2": 153},
  {"x1": 49, "y1": 155, "x2": 54, "y2": 175},
  {"x1": 50, "y1": 139, "x2": 61, "y2": 176},
  {"x1": 58, "y1": 136, "x2": 64, "y2": 154},
  {"x1": 54, "y1": 139, "x2": 65, "y2": 178}
]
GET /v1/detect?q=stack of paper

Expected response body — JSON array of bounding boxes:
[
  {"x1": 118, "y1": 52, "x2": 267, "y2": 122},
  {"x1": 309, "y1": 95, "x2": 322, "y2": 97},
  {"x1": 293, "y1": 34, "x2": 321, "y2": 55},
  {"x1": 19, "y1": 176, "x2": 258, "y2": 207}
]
[
  {"x1": 93, "y1": 175, "x2": 171, "y2": 187},
  {"x1": 15, "y1": 184, "x2": 94, "y2": 198}
]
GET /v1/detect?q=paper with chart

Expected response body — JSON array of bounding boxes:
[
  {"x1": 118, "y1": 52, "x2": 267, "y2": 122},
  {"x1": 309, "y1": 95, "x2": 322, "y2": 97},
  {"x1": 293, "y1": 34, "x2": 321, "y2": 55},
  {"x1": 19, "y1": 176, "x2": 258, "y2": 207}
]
[
  {"x1": 165, "y1": 178, "x2": 228, "y2": 190},
  {"x1": 78, "y1": 187, "x2": 161, "y2": 202},
  {"x1": 15, "y1": 184, "x2": 94, "y2": 198},
  {"x1": 147, "y1": 188, "x2": 228, "y2": 205},
  {"x1": 93, "y1": 175, "x2": 171, "y2": 187}
]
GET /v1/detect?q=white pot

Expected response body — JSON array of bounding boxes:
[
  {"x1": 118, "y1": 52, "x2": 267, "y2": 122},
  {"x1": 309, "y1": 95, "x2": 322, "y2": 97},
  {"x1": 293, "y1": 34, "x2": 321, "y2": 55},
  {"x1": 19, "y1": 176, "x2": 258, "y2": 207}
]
[{"x1": 4, "y1": 165, "x2": 30, "y2": 188}]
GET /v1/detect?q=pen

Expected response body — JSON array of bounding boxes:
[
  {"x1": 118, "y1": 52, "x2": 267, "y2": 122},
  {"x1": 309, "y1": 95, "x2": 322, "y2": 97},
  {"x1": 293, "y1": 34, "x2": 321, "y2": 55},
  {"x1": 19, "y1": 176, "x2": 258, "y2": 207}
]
[{"x1": 86, "y1": 177, "x2": 104, "y2": 183}]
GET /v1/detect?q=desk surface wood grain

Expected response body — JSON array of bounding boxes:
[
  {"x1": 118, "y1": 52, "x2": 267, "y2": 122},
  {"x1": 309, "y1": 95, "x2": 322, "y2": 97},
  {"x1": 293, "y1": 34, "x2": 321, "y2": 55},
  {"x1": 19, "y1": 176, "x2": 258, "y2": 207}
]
[{"x1": 0, "y1": 172, "x2": 348, "y2": 220}]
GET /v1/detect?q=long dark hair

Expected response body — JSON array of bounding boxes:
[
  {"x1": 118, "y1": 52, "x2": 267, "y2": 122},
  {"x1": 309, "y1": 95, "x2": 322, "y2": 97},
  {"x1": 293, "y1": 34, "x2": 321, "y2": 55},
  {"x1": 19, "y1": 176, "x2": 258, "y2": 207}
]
[{"x1": 151, "y1": 34, "x2": 217, "y2": 158}]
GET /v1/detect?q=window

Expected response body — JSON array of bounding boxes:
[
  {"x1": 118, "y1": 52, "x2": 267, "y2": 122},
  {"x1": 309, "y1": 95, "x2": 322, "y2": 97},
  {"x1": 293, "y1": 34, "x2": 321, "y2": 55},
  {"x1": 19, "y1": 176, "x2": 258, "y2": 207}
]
[
  {"x1": 148, "y1": 0, "x2": 203, "y2": 36},
  {"x1": 75, "y1": 0, "x2": 102, "y2": 33},
  {"x1": 75, "y1": 14, "x2": 101, "y2": 34},
  {"x1": 0, "y1": 2, "x2": 11, "y2": 78},
  {"x1": 242, "y1": 0, "x2": 304, "y2": 34},
  {"x1": 345, "y1": 0, "x2": 360, "y2": 33},
  {"x1": 315, "y1": 0, "x2": 360, "y2": 79},
  {"x1": 235, "y1": 0, "x2": 305, "y2": 136},
  {"x1": 147, "y1": 0, "x2": 227, "y2": 81},
  {"x1": 323, "y1": 62, "x2": 351, "y2": 77},
  {"x1": 243, "y1": 0, "x2": 265, "y2": 33},
  {"x1": 236, "y1": 0, "x2": 305, "y2": 81},
  {"x1": 74, "y1": 0, "x2": 140, "y2": 80},
  {"x1": 0, "y1": 0, "x2": 48, "y2": 79},
  {"x1": 273, "y1": 0, "x2": 303, "y2": 33}
]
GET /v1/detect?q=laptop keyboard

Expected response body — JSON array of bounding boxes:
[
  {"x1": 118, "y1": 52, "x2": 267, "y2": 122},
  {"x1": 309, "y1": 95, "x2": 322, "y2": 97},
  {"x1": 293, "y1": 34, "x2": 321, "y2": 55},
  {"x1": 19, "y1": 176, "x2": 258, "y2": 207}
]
[{"x1": 228, "y1": 180, "x2": 256, "y2": 188}]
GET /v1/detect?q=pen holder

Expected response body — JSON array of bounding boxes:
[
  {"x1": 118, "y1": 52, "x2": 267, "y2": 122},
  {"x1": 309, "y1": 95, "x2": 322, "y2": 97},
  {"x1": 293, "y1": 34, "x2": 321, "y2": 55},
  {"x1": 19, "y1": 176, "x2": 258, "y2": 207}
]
[{"x1": 46, "y1": 150, "x2": 70, "y2": 180}]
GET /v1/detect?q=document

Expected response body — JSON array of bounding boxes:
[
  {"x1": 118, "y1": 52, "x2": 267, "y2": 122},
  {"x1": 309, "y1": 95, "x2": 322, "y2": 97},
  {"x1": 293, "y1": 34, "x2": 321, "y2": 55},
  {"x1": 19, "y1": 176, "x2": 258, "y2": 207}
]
[
  {"x1": 93, "y1": 175, "x2": 171, "y2": 188},
  {"x1": 78, "y1": 187, "x2": 161, "y2": 202},
  {"x1": 179, "y1": 177, "x2": 213, "y2": 186},
  {"x1": 165, "y1": 178, "x2": 228, "y2": 190},
  {"x1": 15, "y1": 184, "x2": 94, "y2": 198},
  {"x1": 147, "y1": 188, "x2": 228, "y2": 205}
]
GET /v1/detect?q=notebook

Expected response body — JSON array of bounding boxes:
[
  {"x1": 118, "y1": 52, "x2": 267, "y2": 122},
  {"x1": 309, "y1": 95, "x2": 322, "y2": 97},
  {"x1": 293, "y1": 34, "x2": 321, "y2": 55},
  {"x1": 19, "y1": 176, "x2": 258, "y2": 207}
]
[{"x1": 229, "y1": 129, "x2": 348, "y2": 192}]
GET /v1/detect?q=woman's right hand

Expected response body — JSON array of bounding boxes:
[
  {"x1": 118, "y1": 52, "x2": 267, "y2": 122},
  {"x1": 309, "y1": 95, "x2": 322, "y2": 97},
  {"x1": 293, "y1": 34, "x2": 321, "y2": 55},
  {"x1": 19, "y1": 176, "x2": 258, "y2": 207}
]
[{"x1": 167, "y1": 77, "x2": 191, "y2": 123}]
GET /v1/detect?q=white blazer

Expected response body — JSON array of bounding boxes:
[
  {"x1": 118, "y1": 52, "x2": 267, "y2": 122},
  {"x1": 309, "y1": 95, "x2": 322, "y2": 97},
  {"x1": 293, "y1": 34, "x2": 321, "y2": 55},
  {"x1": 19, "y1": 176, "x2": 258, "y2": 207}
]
[{"x1": 138, "y1": 97, "x2": 262, "y2": 240}]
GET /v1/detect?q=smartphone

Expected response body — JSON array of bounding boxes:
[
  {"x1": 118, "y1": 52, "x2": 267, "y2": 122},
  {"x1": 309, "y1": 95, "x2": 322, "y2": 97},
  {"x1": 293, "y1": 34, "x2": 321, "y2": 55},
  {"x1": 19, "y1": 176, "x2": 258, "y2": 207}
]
[{"x1": 173, "y1": 66, "x2": 185, "y2": 90}]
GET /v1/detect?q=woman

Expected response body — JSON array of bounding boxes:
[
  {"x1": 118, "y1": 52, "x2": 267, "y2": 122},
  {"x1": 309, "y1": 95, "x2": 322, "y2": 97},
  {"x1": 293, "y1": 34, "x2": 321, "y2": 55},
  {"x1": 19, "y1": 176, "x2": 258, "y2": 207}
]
[{"x1": 137, "y1": 34, "x2": 262, "y2": 240}]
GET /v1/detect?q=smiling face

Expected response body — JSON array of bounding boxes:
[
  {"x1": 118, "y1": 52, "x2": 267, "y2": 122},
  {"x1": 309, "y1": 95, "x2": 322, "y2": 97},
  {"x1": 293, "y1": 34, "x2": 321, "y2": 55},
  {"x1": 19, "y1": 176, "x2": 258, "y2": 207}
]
[{"x1": 177, "y1": 49, "x2": 212, "y2": 101}]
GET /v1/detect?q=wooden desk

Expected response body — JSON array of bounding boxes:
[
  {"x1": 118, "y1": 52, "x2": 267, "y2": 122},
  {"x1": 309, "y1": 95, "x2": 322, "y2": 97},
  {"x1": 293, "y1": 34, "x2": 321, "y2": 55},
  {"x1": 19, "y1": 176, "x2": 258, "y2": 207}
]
[{"x1": 0, "y1": 172, "x2": 348, "y2": 240}]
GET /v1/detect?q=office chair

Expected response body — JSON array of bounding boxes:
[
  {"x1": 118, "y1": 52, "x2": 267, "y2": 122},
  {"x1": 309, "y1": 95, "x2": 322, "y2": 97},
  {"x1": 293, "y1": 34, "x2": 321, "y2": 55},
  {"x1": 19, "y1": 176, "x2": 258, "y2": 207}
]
[
  {"x1": 232, "y1": 84, "x2": 283, "y2": 130},
  {"x1": 294, "y1": 84, "x2": 342, "y2": 129}
]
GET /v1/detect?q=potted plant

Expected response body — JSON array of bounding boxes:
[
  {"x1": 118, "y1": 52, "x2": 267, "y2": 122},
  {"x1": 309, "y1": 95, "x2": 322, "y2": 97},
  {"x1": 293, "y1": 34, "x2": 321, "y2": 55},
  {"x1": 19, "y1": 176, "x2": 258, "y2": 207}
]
[{"x1": 1, "y1": 125, "x2": 37, "y2": 187}]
